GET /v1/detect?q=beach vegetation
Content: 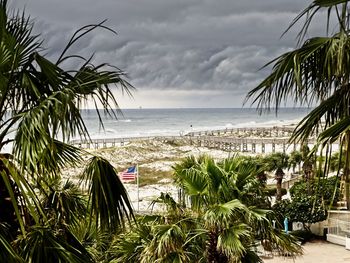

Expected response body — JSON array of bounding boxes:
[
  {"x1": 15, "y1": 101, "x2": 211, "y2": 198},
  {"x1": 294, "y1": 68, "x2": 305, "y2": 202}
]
[
  {"x1": 290, "y1": 177, "x2": 341, "y2": 207},
  {"x1": 136, "y1": 167, "x2": 173, "y2": 186},
  {"x1": 263, "y1": 153, "x2": 289, "y2": 201},
  {"x1": 111, "y1": 155, "x2": 301, "y2": 262},
  {"x1": 273, "y1": 197, "x2": 326, "y2": 232},
  {"x1": 273, "y1": 176, "x2": 341, "y2": 232},
  {"x1": 265, "y1": 186, "x2": 287, "y2": 197},
  {"x1": 300, "y1": 145, "x2": 316, "y2": 182},
  {"x1": 247, "y1": 0, "x2": 350, "y2": 209},
  {"x1": 289, "y1": 150, "x2": 303, "y2": 174},
  {"x1": 0, "y1": 1, "x2": 134, "y2": 261}
]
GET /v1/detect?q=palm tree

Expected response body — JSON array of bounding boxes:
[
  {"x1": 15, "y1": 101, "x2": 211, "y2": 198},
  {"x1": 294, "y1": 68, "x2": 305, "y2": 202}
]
[
  {"x1": 246, "y1": 0, "x2": 350, "y2": 208},
  {"x1": 0, "y1": 1, "x2": 134, "y2": 260},
  {"x1": 264, "y1": 153, "x2": 289, "y2": 201},
  {"x1": 289, "y1": 150, "x2": 303, "y2": 174},
  {"x1": 254, "y1": 155, "x2": 274, "y2": 190},
  {"x1": 301, "y1": 145, "x2": 315, "y2": 182}
]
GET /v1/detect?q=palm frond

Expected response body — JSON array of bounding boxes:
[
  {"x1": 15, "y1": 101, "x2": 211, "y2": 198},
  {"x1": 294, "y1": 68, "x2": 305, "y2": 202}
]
[
  {"x1": 81, "y1": 156, "x2": 134, "y2": 232},
  {"x1": 283, "y1": 0, "x2": 348, "y2": 44},
  {"x1": 291, "y1": 84, "x2": 350, "y2": 143},
  {"x1": 17, "y1": 226, "x2": 94, "y2": 263},
  {"x1": 41, "y1": 179, "x2": 87, "y2": 226},
  {"x1": 317, "y1": 116, "x2": 350, "y2": 145},
  {"x1": 0, "y1": 231, "x2": 24, "y2": 263},
  {"x1": 246, "y1": 34, "x2": 350, "y2": 112},
  {"x1": 0, "y1": 156, "x2": 46, "y2": 233},
  {"x1": 153, "y1": 224, "x2": 186, "y2": 257},
  {"x1": 181, "y1": 167, "x2": 209, "y2": 211},
  {"x1": 217, "y1": 223, "x2": 251, "y2": 259},
  {"x1": 109, "y1": 223, "x2": 153, "y2": 263},
  {"x1": 204, "y1": 199, "x2": 247, "y2": 230}
]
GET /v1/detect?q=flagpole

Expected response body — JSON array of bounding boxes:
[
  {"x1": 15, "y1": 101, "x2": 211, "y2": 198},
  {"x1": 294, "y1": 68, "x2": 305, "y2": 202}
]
[{"x1": 137, "y1": 164, "x2": 139, "y2": 212}]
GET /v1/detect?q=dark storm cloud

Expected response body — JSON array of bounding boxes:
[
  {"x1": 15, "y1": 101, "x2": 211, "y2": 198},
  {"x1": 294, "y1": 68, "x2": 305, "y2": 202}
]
[{"x1": 12, "y1": 0, "x2": 322, "y2": 107}]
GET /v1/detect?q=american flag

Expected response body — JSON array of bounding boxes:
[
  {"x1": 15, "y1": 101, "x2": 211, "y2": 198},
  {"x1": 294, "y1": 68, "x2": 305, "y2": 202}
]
[{"x1": 118, "y1": 166, "x2": 137, "y2": 182}]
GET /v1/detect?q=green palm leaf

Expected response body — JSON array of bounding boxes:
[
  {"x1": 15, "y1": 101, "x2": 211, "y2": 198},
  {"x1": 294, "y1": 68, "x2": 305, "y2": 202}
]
[
  {"x1": 41, "y1": 180, "x2": 87, "y2": 226},
  {"x1": 204, "y1": 199, "x2": 247, "y2": 230},
  {"x1": 0, "y1": 231, "x2": 24, "y2": 263},
  {"x1": 18, "y1": 226, "x2": 94, "y2": 263},
  {"x1": 246, "y1": 34, "x2": 350, "y2": 112},
  {"x1": 217, "y1": 223, "x2": 251, "y2": 259},
  {"x1": 81, "y1": 156, "x2": 134, "y2": 232},
  {"x1": 318, "y1": 117, "x2": 350, "y2": 145}
]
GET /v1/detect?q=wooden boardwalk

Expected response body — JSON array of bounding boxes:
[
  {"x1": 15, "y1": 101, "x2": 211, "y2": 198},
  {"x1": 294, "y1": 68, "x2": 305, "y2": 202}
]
[
  {"x1": 69, "y1": 126, "x2": 321, "y2": 154},
  {"x1": 190, "y1": 136, "x2": 307, "y2": 153},
  {"x1": 185, "y1": 126, "x2": 296, "y2": 137}
]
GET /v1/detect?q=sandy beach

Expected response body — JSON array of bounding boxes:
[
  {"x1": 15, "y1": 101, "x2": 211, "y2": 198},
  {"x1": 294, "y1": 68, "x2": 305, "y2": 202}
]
[
  {"x1": 263, "y1": 240, "x2": 350, "y2": 263},
  {"x1": 68, "y1": 135, "x2": 296, "y2": 211},
  {"x1": 64, "y1": 131, "x2": 317, "y2": 211}
]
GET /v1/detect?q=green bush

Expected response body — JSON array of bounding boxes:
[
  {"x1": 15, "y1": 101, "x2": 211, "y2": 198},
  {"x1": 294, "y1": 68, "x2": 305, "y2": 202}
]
[
  {"x1": 290, "y1": 177, "x2": 340, "y2": 205},
  {"x1": 265, "y1": 187, "x2": 287, "y2": 196},
  {"x1": 290, "y1": 230, "x2": 315, "y2": 244}
]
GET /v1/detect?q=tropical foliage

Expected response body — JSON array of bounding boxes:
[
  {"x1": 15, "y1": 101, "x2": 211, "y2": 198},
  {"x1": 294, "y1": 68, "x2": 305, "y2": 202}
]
[
  {"x1": 290, "y1": 177, "x2": 341, "y2": 207},
  {"x1": 112, "y1": 155, "x2": 302, "y2": 263},
  {"x1": 273, "y1": 197, "x2": 326, "y2": 232},
  {"x1": 0, "y1": 1, "x2": 134, "y2": 261},
  {"x1": 246, "y1": 0, "x2": 350, "y2": 208},
  {"x1": 273, "y1": 177, "x2": 340, "y2": 231},
  {"x1": 288, "y1": 150, "x2": 303, "y2": 174}
]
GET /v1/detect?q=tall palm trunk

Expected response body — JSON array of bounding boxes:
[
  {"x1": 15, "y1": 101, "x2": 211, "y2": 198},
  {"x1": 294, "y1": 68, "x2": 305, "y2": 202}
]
[
  {"x1": 0, "y1": 169, "x2": 19, "y2": 237},
  {"x1": 275, "y1": 168, "x2": 284, "y2": 201},
  {"x1": 207, "y1": 230, "x2": 228, "y2": 263},
  {"x1": 340, "y1": 3, "x2": 350, "y2": 210},
  {"x1": 343, "y1": 132, "x2": 350, "y2": 209}
]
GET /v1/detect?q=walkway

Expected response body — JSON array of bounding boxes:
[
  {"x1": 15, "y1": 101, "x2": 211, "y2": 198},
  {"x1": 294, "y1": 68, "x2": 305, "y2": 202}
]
[{"x1": 263, "y1": 240, "x2": 350, "y2": 263}]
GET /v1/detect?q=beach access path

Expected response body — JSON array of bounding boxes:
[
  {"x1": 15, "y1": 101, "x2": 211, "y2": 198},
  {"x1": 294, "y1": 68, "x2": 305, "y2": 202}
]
[{"x1": 263, "y1": 240, "x2": 350, "y2": 262}]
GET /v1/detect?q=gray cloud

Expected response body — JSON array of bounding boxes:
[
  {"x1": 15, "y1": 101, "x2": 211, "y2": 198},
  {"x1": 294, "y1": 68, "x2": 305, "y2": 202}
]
[{"x1": 12, "y1": 0, "x2": 325, "y2": 108}]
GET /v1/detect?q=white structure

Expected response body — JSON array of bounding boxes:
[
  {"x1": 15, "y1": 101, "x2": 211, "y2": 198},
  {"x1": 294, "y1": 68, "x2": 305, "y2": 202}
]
[{"x1": 326, "y1": 210, "x2": 350, "y2": 247}]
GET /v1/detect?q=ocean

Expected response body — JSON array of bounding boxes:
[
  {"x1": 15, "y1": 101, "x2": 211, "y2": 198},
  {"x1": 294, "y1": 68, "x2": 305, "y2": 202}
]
[{"x1": 82, "y1": 108, "x2": 311, "y2": 139}]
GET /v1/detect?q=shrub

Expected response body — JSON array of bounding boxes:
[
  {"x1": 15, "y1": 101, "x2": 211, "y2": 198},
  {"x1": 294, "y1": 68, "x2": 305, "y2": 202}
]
[
  {"x1": 290, "y1": 230, "x2": 315, "y2": 244},
  {"x1": 265, "y1": 187, "x2": 287, "y2": 196}
]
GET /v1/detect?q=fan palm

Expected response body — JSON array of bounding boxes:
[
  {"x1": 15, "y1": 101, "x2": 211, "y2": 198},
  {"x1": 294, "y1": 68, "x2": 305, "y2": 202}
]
[
  {"x1": 264, "y1": 153, "x2": 289, "y2": 201},
  {"x1": 289, "y1": 150, "x2": 303, "y2": 174},
  {"x1": 0, "y1": 1, "x2": 134, "y2": 260},
  {"x1": 246, "y1": 0, "x2": 350, "y2": 208},
  {"x1": 173, "y1": 155, "x2": 300, "y2": 261}
]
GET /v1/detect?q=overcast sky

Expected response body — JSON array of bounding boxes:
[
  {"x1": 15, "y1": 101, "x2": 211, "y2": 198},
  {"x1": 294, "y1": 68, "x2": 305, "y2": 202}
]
[{"x1": 12, "y1": 0, "x2": 323, "y2": 109}]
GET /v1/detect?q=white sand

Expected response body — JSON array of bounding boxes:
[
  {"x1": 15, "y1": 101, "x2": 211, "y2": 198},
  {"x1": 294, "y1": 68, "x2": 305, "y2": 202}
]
[
  {"x1": 64, "y1": 138, "x2": 300, "y2": 212},
  {"x1": 263, "y1": 241, "x2": 350, "y2": 263}
]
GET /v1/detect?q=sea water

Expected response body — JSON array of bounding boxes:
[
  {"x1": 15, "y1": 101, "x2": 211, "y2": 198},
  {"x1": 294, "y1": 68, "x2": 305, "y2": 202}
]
[{"x1": 82, "y1": 108, "x2": 311, "y2": 139}]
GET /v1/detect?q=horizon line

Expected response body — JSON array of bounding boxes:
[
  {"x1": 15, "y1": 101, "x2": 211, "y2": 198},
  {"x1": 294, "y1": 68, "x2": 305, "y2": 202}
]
[{"x1": 80, "y1": 106, "x2": 313, "y2": 110}]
